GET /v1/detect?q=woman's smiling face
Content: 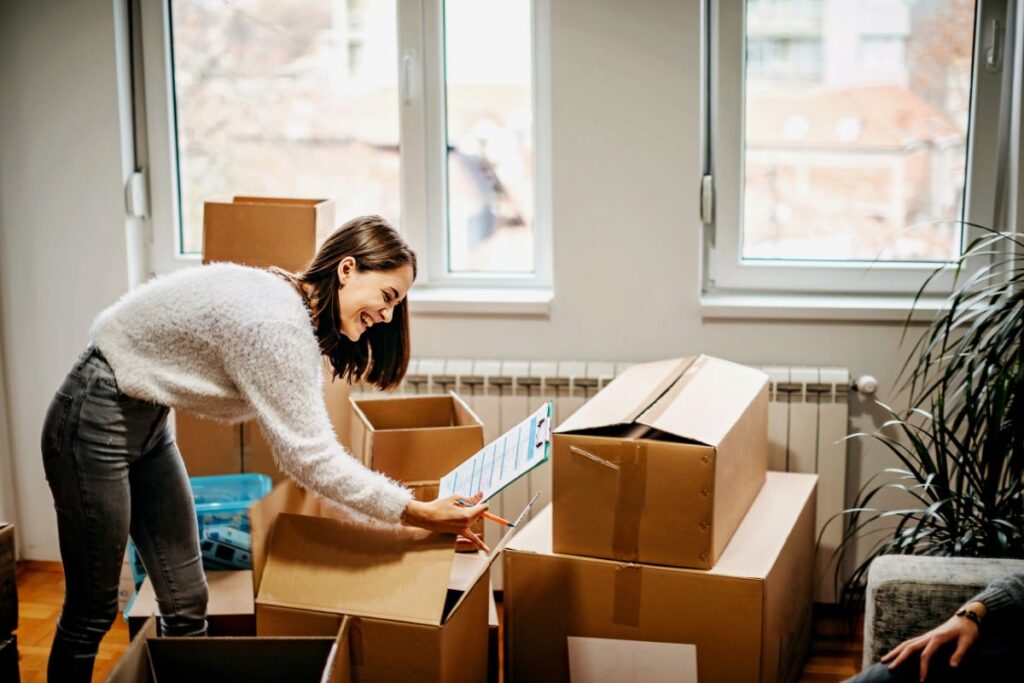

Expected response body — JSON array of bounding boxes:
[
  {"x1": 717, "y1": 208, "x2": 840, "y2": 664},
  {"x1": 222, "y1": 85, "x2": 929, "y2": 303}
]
[{"x1": 335, "y1": 256, "x2": 415, "y2": 342}]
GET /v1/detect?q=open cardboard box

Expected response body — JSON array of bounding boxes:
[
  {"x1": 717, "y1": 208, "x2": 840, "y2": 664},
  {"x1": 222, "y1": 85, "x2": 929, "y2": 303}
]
[
  {"x1": 107, "y1": 615, "x2": 352, "y2": 683},
  {"x1": 505, "y1": 472, "x2": 817, "y2": 683},
  {"x1": 553, "y1": 354, "x2": 769, "y2": 569},
  {"x1": 349, "y1": 393, "x2": 485, "y2": 537},
  {"x1": 249, "y1": 481, "x2": 523, "y2": 683},
  {"x1": 349, "y1": 393, "x2": 484, "y2": 482},
  {"x1": 127, "y1": 570, "x2": 255, "y2": 638}
]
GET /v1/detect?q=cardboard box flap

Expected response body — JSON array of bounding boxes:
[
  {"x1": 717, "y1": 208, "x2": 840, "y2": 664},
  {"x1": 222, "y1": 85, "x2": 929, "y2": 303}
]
[
  {"x1": 637, "y1": 355, "x2": 769, "y2": 448},
  {"x1": 232, "y1": 196, "x2": 329, "y2": 207},
  {"x1": 251, "y1": 480, "x2": 325, "y2": 591},
  {"x1": 445, "y1": 493, "x2": 538, "y2": 617},
  {"x1": 106, "y1": 616, "x2": 158, "y2": 683},
  {"x1": 258, "y1": 513, "x2": 456, "y2": 626},
  {"x1": 555, "y1": 358, "x2": 696, "y2": 434},
  {"x1": 323, "y1": 615, "x2": 354, "y2": 683},
  {"x1": 556, "y1": 355, "x2": 768, "y2": 448},
  {"x1": 353, "y1": 393, "x2": 476, "y2": 431}
]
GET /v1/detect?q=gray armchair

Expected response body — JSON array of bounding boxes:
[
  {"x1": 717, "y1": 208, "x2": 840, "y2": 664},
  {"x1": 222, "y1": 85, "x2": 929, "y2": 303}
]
[{"x1": 862, "y1": 555, "x2": 1024, "y2": 668}]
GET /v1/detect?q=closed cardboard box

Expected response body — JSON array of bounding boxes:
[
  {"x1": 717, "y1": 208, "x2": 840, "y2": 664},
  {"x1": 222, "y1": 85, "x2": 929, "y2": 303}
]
[
  {"x1": 249, "y1": 480, "x2": 508, "y2": 683},
  {"x1": 107, "y1": 614, "x2": 351, "y2": 683},
  {"x1": 0, "y1": 523, "x2": 16, "y2": 634},
  {"x1": 203, "y1": 196, "x2": 335, "y2": 273},
  {"x1": 553, "y1": 354, "x2": 768, "y2": 569},
  {"x1": 175, "y1": 370, "x2": 352, "y2": 483},
  {"x1": 349, "y1": 393, "x2": 484, "y2": 483},
  {"x1": 504, "y1": 472, "x2": 817, "y2": 683},
  {"x1": 127, "y1": 570, "x2": 255, "y2": 638}
]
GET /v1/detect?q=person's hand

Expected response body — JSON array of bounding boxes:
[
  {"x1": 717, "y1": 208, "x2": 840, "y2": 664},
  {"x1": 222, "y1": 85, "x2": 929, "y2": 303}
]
[
  {"x1": 881, "y1": 601, "x2": 986, "y2": 681},
  {"x1": 401, "y1": 491, "x2": 490, "y2": 552}
]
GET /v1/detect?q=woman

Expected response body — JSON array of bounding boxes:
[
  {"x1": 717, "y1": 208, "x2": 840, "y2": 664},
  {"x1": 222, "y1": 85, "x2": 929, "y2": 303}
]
[{"x1": 40, "y1": 215, "x2": 488, "y2": 681}]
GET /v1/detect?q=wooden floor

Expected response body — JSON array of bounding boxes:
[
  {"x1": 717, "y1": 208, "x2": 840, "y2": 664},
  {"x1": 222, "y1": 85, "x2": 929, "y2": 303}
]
[
  {"x1": 14, "y1": 560, "x2": 862, "y2": 682},
  {"x1": 14, "y1": 561, "x2": 129, "y2": 683}
]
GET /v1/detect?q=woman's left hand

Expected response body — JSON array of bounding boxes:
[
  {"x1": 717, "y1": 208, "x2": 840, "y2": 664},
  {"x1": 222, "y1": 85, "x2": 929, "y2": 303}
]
[{"x1": 880, "y1": 601, "x2": 985, "y2": 681}]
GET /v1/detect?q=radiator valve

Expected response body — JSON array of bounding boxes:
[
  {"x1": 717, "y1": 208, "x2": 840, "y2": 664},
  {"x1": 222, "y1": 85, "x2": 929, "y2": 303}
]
[{"x1": 853, "y1": 375, "x2": 878, "y2": 396}]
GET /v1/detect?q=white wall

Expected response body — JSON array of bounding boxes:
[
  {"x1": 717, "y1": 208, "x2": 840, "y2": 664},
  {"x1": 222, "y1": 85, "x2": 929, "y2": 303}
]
[
  {"x1": 0, "y1": 0, "x2": 133, "y2": 559},
  {"x1": 0, "y1": 0, "x2": 990, "y2": 565}
]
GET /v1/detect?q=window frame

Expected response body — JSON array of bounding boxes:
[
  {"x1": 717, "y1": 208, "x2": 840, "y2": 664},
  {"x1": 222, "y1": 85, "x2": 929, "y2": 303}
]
[
  {"x1": 702, "y1": 0, "x2": 1014, "y2": 298},
  {"x1": 136, "y1": 0, "x2": 552, "y2": 293}
]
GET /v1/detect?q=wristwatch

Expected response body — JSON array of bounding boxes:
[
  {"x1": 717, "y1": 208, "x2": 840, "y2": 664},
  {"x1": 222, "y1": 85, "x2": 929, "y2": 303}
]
[{"x1": 955, "y1": 606, "x2": 984, "y2": 627}]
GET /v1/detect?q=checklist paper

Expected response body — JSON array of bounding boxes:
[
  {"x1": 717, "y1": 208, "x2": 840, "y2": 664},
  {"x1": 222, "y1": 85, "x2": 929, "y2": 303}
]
[{"x1": 439, "y1": 402, "x2": 552, "y2": 502}]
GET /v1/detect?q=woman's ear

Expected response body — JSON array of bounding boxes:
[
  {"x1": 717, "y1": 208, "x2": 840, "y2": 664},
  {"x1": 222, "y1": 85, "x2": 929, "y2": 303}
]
[{"x1": 337, "y1": 256, "x2": 357, "y2": 284}]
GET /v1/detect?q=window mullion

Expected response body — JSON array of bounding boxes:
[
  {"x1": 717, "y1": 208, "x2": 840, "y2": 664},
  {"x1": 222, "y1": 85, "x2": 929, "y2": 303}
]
[
  {"x1": 397, "y1": 0, "x2": 430, "y2": 278},
  {"x1": 422, "y1": 0, "x2": 449, "y2": 284}
]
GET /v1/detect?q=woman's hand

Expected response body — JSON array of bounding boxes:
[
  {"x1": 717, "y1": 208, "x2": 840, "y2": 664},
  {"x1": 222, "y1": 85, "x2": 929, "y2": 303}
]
[
  {"x1": 401, "y1": 492, "x2": 490, "y2": 552},
  {"x1": 881, "y1": 601, "x2": 986, "y2": 681}
]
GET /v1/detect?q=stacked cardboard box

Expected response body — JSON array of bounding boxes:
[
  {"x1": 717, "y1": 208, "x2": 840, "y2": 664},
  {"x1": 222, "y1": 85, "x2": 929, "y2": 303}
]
[
  {"x1": 0, "y1": 523, "x2": 17, "y2": 683},
  {"x1": 175, "y1": 196, "x2": 351, "y2": 482},
  {"x1": 502, "y1": 355, "x2": 818, "y2": 682},
  {"x1": 349, "y1": 393, "x2": 485, "y2": 535},
  {"x1": 248, "y1": 480, "x2": 503, "y2": 682}
]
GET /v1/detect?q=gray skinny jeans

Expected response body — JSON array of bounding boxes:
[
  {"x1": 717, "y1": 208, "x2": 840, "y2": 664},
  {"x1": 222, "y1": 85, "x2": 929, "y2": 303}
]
[{"x1": 41, "y1": 347, "x2": 208, "y2": 682}]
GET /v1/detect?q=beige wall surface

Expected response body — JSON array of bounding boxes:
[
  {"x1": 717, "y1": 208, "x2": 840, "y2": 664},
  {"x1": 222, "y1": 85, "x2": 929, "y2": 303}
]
[
  {"x1": 0, "y1": 0, "x2": 980, "y2": 565},
  {"x1": 0, "y1": 0, "x2": 133, "y2": 559}
]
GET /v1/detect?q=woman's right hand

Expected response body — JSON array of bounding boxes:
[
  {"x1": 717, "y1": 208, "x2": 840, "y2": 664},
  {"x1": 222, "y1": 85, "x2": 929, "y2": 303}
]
[{"x1": 401, "y1": 492, "x2": 490, "y2": 552}]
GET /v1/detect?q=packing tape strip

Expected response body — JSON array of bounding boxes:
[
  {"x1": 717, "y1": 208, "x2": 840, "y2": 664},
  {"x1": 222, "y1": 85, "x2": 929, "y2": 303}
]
[
  {"x1": 612, "y1": 564, "x2": 643, "y2": 627},
  {"x1": 611, "y1": 442, "x2": 646, "y2": 561}
]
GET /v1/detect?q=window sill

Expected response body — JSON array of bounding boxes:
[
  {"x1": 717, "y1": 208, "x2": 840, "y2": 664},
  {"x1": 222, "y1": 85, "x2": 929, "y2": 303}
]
[
  {"x1": 408, "y1": 287, "x2": 554, "y2": 316},
  {"x1": 700, "y1": 292, "x2": 949, "y2": 322}
]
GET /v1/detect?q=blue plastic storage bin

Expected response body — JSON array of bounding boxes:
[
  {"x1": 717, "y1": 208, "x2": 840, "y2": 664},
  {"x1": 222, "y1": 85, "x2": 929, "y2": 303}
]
[{"x1": 126, "y1": 473, "x2": 272, "y2": 580}]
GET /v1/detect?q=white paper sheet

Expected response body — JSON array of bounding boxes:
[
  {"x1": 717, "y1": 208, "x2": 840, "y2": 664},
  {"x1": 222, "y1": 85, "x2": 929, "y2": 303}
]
[
  {"x1": 438, "y1": 402, "x2": 552, "y2": 502},
  {"x1": 567, "y1": 636, "x2": 698, "y2": 683}
]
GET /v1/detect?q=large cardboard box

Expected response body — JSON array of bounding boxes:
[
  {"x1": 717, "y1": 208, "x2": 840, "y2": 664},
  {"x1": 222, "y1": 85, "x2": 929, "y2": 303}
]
[
  {"x1": 349, "y1": 393, "x2": 484, "y2": 483},
  {"x1": 175, "y1": 370, "x2": 352, "y2": 483},
  {"x1": 249, "y1": 480, "x2": 508, "y2": 683},
  {"x1": 202, "y1": 196, "x2": 335, "y2": 273},
  {"x1": 505, "y1": 472, "x2": 817, "y2": 683},
  {"x1": 553, "y1": 354, "x2": 769, "y2": 569},
  {"x1": 173, "y1": 414, "x2": 241, "y2": 477},
  {"x1": 0, "y1": 523, "x2": 16, "y2": 634},
  {"x1": 108, "y1": 615, "x2": 351, "y2": 683},
  {"x1": 127, "y1": 570, "x2": 255, "y2": 638}
]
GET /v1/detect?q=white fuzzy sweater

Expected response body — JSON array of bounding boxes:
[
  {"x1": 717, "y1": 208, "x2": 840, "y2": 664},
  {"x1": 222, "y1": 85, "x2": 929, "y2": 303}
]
[{"x1": 90, "y1": 263, "x2": 412, "y2": 523}]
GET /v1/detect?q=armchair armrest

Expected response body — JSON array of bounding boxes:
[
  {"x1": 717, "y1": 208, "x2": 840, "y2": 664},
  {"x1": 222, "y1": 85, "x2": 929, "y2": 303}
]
[{"x1": 863, "y1": 555, "x2": 1024, "y2": 668}]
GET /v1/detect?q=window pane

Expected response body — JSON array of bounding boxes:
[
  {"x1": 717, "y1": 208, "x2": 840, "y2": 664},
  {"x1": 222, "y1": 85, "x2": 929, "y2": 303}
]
[
  {"x1": 743, "y1": 0, "x2": 975, "y2": 262},
  {"x1": 169, "y1": 0, "x2": 400, "y2": 255},
  {"x1": 444, "y1": 0, "x2": 534, "y2": 274}
]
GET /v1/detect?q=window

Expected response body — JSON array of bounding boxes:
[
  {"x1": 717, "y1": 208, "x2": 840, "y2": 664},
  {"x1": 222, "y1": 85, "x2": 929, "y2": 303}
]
[
  {"x1": 705, "y1": 0, "x2": 1013, "y2": 296},
  {"x1": 137, "y1": 0, "x2": 550, "y2": 291}
]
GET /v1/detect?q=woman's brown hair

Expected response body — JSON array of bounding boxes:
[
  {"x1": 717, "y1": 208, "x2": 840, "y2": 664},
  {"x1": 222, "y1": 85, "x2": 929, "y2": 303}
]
[{"x1": 273, "y1": 215, "x2": 416, "y2": 390}]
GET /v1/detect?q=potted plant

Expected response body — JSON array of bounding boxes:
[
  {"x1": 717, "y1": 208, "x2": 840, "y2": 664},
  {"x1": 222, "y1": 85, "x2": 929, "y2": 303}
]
[{"x1": 831, "y1": 226, "x2": 1024, "y2": 608}]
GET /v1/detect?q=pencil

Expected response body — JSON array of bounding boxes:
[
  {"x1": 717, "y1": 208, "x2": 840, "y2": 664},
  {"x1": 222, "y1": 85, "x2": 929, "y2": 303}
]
[{"x1": 455, "y1": 498, "x2": 515, "y2": 527}]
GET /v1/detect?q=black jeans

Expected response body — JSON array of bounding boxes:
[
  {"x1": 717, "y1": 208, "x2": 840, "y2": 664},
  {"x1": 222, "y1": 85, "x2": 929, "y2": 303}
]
[{"x1": 41, "y1": 347, "x2": 207, "y2": 682}]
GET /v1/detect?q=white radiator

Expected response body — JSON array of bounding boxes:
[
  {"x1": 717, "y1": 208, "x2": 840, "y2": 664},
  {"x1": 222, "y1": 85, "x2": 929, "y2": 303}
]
[{"x1": 353, "y1": 359, "x2": 849, "y2": 602}]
